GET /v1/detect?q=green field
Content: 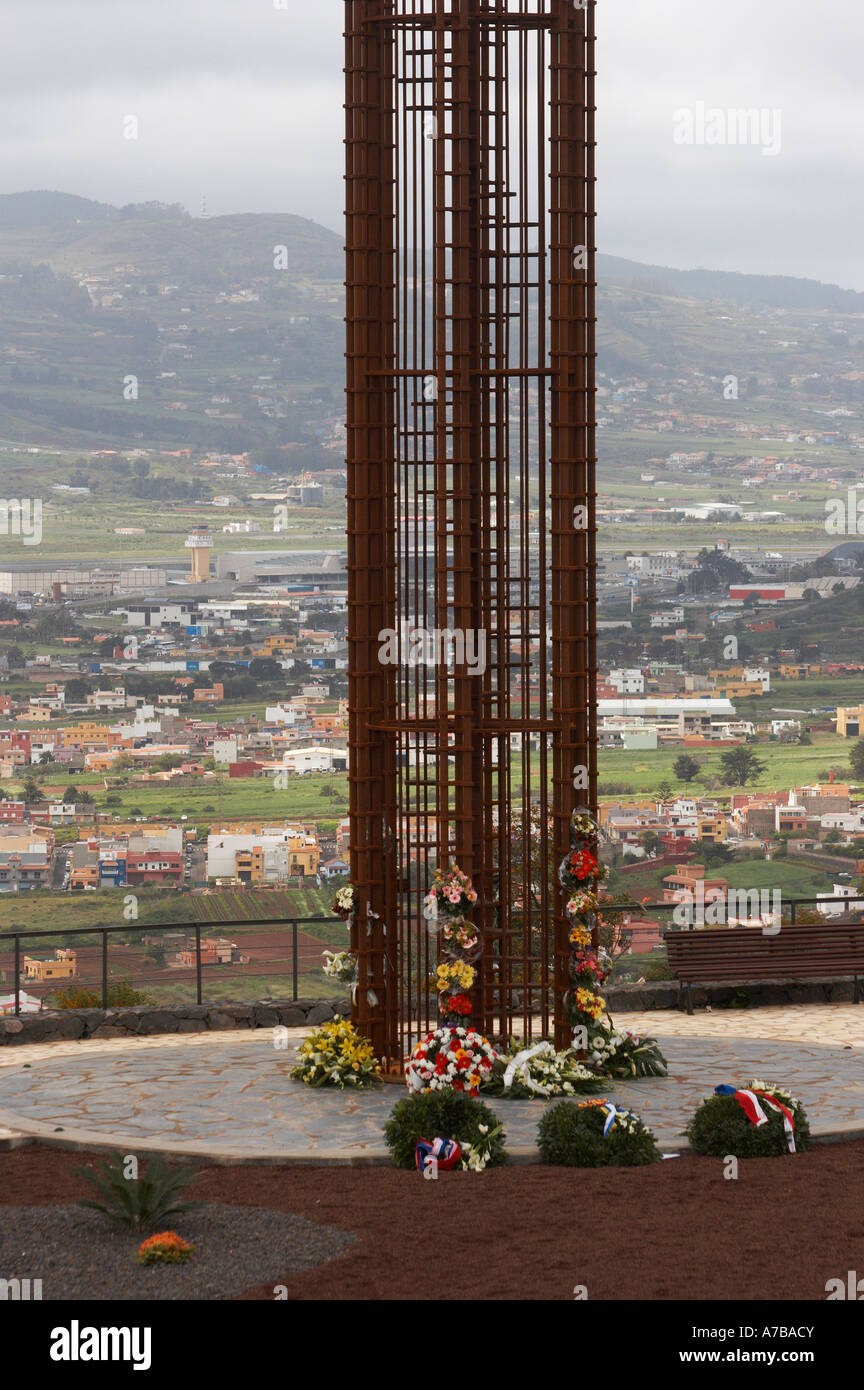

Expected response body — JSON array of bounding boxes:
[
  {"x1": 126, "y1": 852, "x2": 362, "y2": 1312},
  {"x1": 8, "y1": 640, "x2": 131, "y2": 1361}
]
[
  {"x1": 0, "y1": 885, "x2": 197, "y2": 936},
  {"x1": 5, "y1": 767, "x2": 348, "y2": 833},
  {"x1": 598, "y1": 732, "x2": 853, "y2": 800},
  {"x1": 611, "y1": 856, "x2": 833, "y2": 905}
]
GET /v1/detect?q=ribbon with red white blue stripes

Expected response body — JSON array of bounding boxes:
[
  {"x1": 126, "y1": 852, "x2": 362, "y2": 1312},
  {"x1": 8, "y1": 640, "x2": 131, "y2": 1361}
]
[
  {"x1": 715, "y1": 1085, "x2": 796, "y2": 1153},
  {"x1": 415, "y1": 1136, "x2": 462, "y2": 1173}
]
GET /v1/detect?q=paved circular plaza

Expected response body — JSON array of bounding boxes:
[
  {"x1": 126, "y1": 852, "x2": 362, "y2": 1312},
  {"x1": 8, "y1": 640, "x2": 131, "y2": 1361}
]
[{"x1": 1, "y1": 1005, "x2": 862, "y2": 1161}]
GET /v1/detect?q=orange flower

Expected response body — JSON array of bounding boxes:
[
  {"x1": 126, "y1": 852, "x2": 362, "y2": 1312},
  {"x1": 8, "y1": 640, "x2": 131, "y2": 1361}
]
[{"x1": 136, "y1": 1230, "x2": 194, "y2": 1265}]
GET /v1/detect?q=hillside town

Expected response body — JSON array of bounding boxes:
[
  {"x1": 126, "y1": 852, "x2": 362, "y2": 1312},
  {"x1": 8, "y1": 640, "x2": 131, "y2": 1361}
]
[{"x1": 0, "y1": 521, "x2": 863, "y2": 962}]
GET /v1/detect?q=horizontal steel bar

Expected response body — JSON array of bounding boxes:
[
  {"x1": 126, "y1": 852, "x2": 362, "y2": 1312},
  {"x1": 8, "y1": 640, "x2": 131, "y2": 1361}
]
[{"x1": 0, "y1": 916, "x2": 343, "y2": 942}]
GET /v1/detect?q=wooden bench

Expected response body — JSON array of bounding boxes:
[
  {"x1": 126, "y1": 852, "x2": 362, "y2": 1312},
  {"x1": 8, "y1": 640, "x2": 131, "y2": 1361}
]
[{"x1": 665, "y1": 923, "x2": 864, "y2": 1014}]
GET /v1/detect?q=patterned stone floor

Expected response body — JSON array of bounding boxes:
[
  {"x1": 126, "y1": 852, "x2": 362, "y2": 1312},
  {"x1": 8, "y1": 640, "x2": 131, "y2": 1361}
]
[{"x1": 0, "y1": 1005, "x2": 862, "y2": 1160}]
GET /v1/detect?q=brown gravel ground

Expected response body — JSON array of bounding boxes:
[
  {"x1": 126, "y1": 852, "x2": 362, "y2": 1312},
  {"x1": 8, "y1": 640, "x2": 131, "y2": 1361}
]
[{"x1": 2, "y1": 1140, "x2": 863, "y2": 1301}]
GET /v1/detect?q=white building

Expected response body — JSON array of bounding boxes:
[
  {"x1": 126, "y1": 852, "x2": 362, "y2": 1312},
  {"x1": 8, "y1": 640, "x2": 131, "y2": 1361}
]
[
  {"x1": 608, "y1": 668, "x2": 645, "y2": 696},
  {"x1": 598, "y1": 698, "x2": 735, "y2": 721},
  {"x1": 627, "y1": 555, "x2": 670, "y2": 576},
  {"x1": 206, "y1": 826, "x2": 317, "y2": 881},
  {"x1": 717, "y1": 721, "x2": 757, "y2": 739},
  {"x1": 213, "y1": 737, "x2": 239, "y2": 765},
  {"x1": 265, "y1": 704, "x2": 301, "y2": 726},
  {"x1": 125, "y1": 603, "x2": 192, "y2": 629},
  {"x1": 280, "y1": 745, "x2": 348, "y2": 775},
  {"x1": 650, "y1": 608, "x2": 685, "y2": 629},
  {"x1": 744, "y1": 667, "x2": 771, "y2": 693},
  {"x1": 818, "y1": 884, "x2": 864, "y2": 916},
  {"x1": 86, "y1": 688, "x2": 128, "y2": 711},
  {"x1": 820, "y1": 811, "x2": 864, "y2": 833}
]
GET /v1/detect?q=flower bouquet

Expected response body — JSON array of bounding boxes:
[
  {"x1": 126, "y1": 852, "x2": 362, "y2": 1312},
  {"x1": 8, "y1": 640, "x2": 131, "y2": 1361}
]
[
  {"x1": 481, "y1": 1040, "x2": 605, "y2": 1099},
  {"x1": 441, "y1": 916, "x2": 480, "y2": 955},
  {"x1": 425, "y1": 866, "x2": 481, "y2": 1025},
  {"x1": 423, "y1": 865, "x2": 478, "y2": 923},
  {"x1": 290, "y1": 1015, "x2": 382, "y2": 1089},
  {"x1": 585, "y1": 1021, "x2": 668, "y2": 1078},
  {"x1": 435, "y1": 959, "x2": 476, "y2": 1019},
  {"x1": 558, "y1": 845, "x2": 601, "y2": 890},
  {"x1": 332, "y1": 883, "x2": 357, "y2": 922},
  {"x1": 405, "y1": 1025, "x2": 498, "y2": 1096},
  {"x1": 321, "y1": 949, "x2": 358, "y2": 988}
]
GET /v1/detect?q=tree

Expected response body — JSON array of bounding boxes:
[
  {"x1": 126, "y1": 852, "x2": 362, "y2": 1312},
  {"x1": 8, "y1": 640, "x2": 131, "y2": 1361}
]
[
  {"x1": 64, "y1": 784, "x2": 92, "y2": 803},
  {"x1": 638, "y1": 830, "x2": 659, "y2": 858},
  {"x1": 718, "y1": 746, "x2": 767, "y2": 787},
  {"x1": 849, "y1": 738, "x2": 864, "y2": 782},
  {"x1": 155, "y1": 753, "x2": 184, "y2": 770},
  {"x1": 688, "y1": 547, "x2": 751, "y2": 594},
  {"x1": 23, "y1": 777, "x2": 41, "y2": 803},
  {"x1": 208, "y1": 660, "x2": 238, "y2": 681},
  {"x1": 248, "y1": 657, "x2": 283, "y2": 682},
  {"x1": 656, "y1": 780, "x2": 674, "y2": 802},
  {"x1": 673, "y1": 754, "x2": 701, "y2": 783}
]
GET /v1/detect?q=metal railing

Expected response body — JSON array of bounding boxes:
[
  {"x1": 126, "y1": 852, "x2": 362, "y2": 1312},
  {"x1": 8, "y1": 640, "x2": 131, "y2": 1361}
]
[
  {"x1": 2, "y1": 916, "x2": 344, "y2": 1016},
  {"x1": 3, "y1": 898, "x2": 862, "y2": 1017},
  {"x1": 634, "y1": 895, "x2": 864, "y2": 931}
]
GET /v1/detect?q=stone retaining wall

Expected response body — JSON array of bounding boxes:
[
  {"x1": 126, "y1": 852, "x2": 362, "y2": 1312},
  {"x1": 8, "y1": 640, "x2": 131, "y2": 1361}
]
[
  {"x1": 606, "y1": 977, "x2": 861, "y2": 1011},
  {"x1": 0, "y1": 997, "x2": 351, "y2": 1046},
  {"x1": 1, "y1": 978, "x2": 860, "y2": 1045}
]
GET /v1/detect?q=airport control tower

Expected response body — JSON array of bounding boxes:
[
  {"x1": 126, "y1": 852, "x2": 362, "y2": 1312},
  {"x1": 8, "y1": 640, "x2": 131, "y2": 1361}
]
[{"x1": 185, "y1": 526, "x2": 213, "y2": 584}]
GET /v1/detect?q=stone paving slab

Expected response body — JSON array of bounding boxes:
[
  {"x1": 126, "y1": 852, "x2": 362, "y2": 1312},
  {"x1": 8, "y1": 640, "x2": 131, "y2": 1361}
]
[
  {"x1": 0, "y1": 1013, "x2": 862, "y2": 1162},
  {"x1": 614, "y1": 1003, "x2": 864, "y2": 1049}
]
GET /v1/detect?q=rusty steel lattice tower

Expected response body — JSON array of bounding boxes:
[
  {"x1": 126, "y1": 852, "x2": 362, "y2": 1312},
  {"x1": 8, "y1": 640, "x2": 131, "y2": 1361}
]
[{"x1": 346, "y1": 0, "x2": 596, "y2": 1063}]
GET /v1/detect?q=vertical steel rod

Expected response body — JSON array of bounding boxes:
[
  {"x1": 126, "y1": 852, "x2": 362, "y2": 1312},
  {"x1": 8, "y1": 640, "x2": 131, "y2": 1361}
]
[{"x1": 347, "y1": 1, "x2": 597, "y2": 1061}]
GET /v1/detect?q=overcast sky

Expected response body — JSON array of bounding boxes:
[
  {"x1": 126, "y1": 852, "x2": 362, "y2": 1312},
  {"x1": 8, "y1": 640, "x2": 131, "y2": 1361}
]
[{"x1": 0, "y1": 0, "x2": 861, "y2": 288}]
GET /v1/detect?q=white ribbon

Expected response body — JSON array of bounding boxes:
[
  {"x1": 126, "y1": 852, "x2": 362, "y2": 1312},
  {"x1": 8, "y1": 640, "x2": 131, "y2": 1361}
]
[
  {"x1": 502, "y1": 1041, "x2": 556, "y2": 1096},
  {"x1": 759, "y1": 1093, "x2": 797, "y2": 1154},
  {"x1": 737, "y1": 1088, "x2": 770, "y2": 1127},
  {"x1": 600, "y1": 1102, "x2": 634, "y2": 1137}
]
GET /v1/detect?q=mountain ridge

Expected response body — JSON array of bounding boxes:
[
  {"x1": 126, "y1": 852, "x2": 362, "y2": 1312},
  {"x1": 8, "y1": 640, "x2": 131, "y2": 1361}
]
[{"x1": 0, "y1": 190, "x2": 861, "y2": 312}]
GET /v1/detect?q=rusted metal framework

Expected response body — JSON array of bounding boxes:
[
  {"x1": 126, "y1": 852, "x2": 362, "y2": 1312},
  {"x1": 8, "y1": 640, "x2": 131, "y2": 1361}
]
[{"x1": 346, "y1": 0, "x2": 596, "y2": 1063}]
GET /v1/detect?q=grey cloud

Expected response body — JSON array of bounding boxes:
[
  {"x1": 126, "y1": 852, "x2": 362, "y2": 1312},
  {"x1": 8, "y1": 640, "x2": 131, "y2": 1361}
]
[{"x1": 0, "y1": 0, "x2": 861, "y2": 286}]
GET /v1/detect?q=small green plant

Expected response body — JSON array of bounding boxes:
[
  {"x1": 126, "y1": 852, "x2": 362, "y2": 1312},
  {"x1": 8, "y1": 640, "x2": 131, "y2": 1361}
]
[
  {"x1": 75, "y1": 1153, "x2": 201, "y2": 1232},
  {"x1": 52, "y1": 981, "x2": 154, "y2": 1010},
  {"x1": 384, "y1": 1092, "x2": 507, "y2": 1169},
  {"x1": 537, "y1": 1099, "x2": 661, "y2": 1167},
  {"x1": 686, "y1": 1083, "x2": 811, "y2": 1158},
  {"x1": 136, "y1": 1231, "x2": 194, "y2": 1265},
  {"x1": 642, "y1": 959, "x2": 674, "y2": 982},
  {"x1": 717, "y1": 988, "x2": 753, "y2": 1010}
]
